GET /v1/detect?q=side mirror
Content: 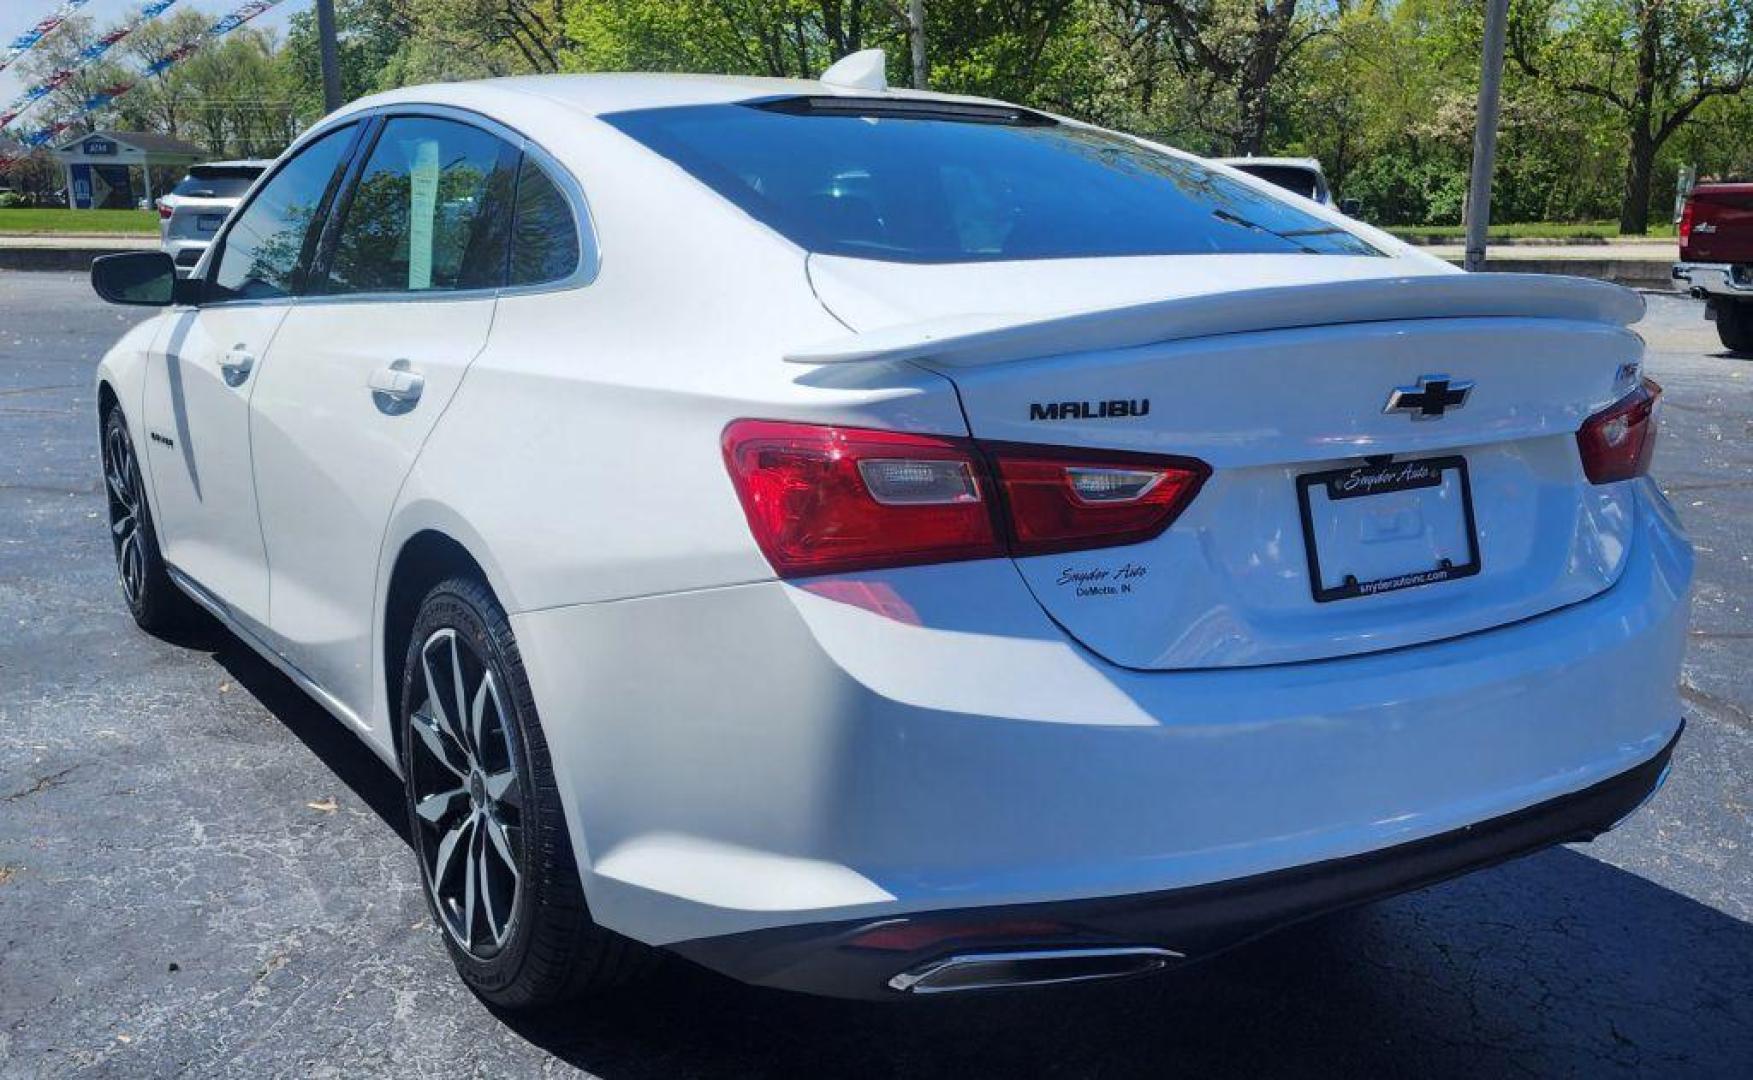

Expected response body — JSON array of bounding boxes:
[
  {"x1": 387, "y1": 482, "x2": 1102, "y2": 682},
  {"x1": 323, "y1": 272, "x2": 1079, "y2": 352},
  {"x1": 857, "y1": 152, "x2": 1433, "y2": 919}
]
[
  {"x1": 91, "y1": 251, "x2": 197, "y2": 306},
  {"x1": 1339, "y1": 197, "x2": 1363, "y2": 218}
]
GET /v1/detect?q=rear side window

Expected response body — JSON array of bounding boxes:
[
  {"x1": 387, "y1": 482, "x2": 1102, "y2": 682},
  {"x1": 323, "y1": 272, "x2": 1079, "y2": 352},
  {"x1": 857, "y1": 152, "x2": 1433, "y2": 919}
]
[
  {"x1": 209, "y1": 125, "x2": 356, "y2": 302},
  {"x1": 509, "y1": 156, "x2": 579, "y2": 286},
  {"x1": 604, "y1": 101, "x2": 1378, "y2": 263},
  {"x1": 323, "y1": 116, "x2": 518, "y2": 295}
]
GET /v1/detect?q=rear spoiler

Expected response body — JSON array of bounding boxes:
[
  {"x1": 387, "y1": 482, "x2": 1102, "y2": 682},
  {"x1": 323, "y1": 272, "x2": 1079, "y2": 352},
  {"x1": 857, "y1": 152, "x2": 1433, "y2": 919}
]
[{"x1": 785, "y1": 272, "x2": 1644, "y2": 367}]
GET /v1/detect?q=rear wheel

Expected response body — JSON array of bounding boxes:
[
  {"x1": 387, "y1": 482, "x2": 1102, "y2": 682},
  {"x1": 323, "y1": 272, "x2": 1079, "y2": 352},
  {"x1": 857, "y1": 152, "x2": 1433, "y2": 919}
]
[
  {"x1": 1717, "y1": 299, "x2": 1753, "y2": 354},
  {"x1": 101, "y1": 407, "x2": 197, "y2": 634},
  {"x1": 400, "y1": 575, "x2": 651, "y2": 1008}
]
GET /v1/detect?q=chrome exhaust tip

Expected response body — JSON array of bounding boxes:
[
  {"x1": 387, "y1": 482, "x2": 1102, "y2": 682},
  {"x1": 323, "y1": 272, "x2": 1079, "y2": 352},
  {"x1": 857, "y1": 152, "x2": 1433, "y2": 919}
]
[{"x1": 887, "y1": 945, "x2": 1182, "y2": 995}]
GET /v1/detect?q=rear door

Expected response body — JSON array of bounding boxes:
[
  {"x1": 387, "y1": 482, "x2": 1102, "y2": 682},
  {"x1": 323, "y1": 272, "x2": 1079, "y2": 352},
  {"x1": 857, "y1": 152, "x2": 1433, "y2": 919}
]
[
  {"x1": 140, "y1": 124, "x2": 361, "y2": 629},
  {"x1": 248, "y1": 112, "x2": 522, "y2": 719}
]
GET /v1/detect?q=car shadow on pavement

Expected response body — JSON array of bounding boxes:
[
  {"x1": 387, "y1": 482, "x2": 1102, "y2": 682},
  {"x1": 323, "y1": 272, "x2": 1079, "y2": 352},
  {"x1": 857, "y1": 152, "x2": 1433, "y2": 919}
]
[
  {"x1": 497, "y1": 856, "x2": 1752, "y2": 1079},
  {"x1": 203, "y1": 623, "x2": 1752, "y2": 1078},
  {"x1": 204, "y1": 622, "x2": 412, "y2": 845}
]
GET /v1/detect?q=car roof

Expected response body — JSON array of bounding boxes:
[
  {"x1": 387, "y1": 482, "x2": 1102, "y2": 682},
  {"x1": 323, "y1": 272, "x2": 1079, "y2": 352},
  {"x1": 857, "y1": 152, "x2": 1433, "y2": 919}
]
[
  {"x1": 188, "y1": 160, "x2": 273, "y2": 171},
  {"x1": 337, "y1": 72, "x2": 1014, "y2": 122}
]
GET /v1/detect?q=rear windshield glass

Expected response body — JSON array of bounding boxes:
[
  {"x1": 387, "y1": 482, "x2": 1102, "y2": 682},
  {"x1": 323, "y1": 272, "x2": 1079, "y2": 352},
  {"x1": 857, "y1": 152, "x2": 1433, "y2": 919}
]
[
  {"x1": 171, "y1": 168, "x2": 262, "y2": 200},
  {"x1": 603, "y1": 100, "x2": 1378, "y2": 263},
  {"x1": 1229, "y1": 164, "x2": 1323, "y2": 201}
]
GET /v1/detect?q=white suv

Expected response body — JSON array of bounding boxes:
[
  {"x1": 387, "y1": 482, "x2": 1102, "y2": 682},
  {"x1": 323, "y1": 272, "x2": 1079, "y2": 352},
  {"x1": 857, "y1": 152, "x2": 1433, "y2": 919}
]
[
  {"x1": 158, "y1": 160, "x2": 270, "y2": 274},
  {"x1": 89, "y1": 63, "x2": 1690, "y2": 1006},
  {"x1": 1214, "y1": 156, "x2": 1340, "y2": 208}
]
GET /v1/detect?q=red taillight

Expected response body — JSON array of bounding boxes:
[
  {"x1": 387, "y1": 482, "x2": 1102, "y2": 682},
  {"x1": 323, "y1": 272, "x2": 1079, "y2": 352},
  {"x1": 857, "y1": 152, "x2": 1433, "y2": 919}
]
[
  {"x1": 1678, "y1": 198, "x2": 1694, "y2": 252},
  {"x1": 722, "y1": 421, "x2": 1210, "y2": 577},
  {"x1": 985, "y1": 443, "x2": 1209, "y2": 557},
  {"x1": 721, "y1": 421, "x2": 1000, "y2": 576},
  {"x1": 157, "y1": 200, "x2": 172, "y2": 220},
  {"x1": 1577, "y1": 378, "x2": 1661, "y2": 484}
]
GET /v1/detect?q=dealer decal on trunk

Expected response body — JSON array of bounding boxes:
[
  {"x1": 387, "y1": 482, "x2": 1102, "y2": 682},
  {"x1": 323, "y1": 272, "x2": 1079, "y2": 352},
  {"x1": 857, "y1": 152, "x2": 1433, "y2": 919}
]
[{"x1": 1057, "y1": 562, "x2": 1149, "y2": 597}]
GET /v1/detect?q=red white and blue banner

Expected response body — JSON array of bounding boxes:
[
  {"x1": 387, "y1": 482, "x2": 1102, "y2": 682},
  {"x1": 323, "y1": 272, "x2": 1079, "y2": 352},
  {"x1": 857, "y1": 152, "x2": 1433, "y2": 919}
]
[
  {"x1": 0, "y1": 0, "x2": 97, "y2": 75},
  {"x1": 4, "y1": 0, "x2": 286, "y2": 158},
  {"x1": 0, "y1": 1, "x2": 182, "y2": 130}
]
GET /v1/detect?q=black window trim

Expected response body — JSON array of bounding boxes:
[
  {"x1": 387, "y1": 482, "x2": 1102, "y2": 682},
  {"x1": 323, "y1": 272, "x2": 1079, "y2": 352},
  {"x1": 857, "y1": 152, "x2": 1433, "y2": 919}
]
[
  {"x1": 193, "y1": 103, "x2": 597, "y2": 310},
  {"x1": 502, "y1": 144, "x2": 591, "y2": 293}
]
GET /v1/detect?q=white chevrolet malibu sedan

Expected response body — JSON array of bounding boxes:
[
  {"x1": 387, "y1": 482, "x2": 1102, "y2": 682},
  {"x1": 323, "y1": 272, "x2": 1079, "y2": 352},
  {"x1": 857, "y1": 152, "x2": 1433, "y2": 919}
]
[{"x1": 89, "y1": 53, "x2": 1691, "y2": 1005}]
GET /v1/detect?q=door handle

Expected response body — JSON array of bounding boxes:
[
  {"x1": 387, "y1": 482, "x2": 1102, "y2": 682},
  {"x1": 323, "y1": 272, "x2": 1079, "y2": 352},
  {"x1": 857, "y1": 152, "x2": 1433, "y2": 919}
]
[
  {"x1": 219, "y1": 346, "x2": 255, "y2": 387},
  {"x1": 369, "y1": 361, "x2": 425, "y2": 411}
]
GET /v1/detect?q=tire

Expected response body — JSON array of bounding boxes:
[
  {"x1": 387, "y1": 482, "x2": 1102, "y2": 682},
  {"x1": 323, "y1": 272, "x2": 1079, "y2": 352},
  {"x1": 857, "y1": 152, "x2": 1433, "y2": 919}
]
[
  {"x1": 1717, "y1": 299, "x2": 1753, "y2": 355},
  {"x1": 100, "y1": 406, "x2": 198, "y2": 635},
  {"x1": 399, "y1": 575, "x2": 652, "y2": 1008}
]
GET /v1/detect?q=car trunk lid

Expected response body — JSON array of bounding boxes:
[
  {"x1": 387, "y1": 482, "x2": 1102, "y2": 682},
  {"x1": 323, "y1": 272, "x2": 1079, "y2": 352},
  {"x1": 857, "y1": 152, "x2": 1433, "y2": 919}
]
[{"x1": 801, "y1": 256, "x2": 1646, "y2": 669}]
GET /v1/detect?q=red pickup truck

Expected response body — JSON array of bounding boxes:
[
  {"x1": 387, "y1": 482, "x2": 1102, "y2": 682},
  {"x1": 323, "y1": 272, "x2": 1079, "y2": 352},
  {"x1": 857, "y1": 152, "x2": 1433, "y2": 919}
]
[{"x1": 1674, "y1": 182, "x2": 1753, "y2": 353}]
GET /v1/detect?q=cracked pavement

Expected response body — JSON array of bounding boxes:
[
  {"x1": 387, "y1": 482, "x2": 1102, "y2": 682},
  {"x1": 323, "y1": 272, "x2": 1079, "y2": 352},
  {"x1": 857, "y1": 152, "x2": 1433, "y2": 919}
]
[{"x1": 0, "y1": 272, "x2": 1749, "y2": 1078}]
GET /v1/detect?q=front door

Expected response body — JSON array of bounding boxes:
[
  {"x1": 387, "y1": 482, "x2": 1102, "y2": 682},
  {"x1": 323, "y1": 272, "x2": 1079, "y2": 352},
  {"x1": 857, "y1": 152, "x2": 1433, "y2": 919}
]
[
  {"x1": 250, "y1": 114, "x2": 518, "y2": 721},
  {"x1": 141, "y1": 304, "x2": 287, "y2": 625},
  {"x1": 139, "y1": 122, "x2": 362, "y2": 629}
]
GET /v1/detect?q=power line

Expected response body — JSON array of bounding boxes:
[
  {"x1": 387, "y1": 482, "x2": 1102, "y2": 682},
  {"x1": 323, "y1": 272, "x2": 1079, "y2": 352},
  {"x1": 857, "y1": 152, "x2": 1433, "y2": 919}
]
[
  {"x1": 3, "y1": 0, "x2": 289, "y2": 160},
  {"x1": 1, "y1": 1, "x2": 184, "y2": 131}
]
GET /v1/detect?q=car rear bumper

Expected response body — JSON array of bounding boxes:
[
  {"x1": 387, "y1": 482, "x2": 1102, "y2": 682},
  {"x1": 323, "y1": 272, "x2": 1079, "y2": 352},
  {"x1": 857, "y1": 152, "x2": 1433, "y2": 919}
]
[
  {"x1": 1673, "y1": 261, "x2": 1753, "y2": 299},
  {"x1": 669, "y1": 723, "x2": 1679, "y2": 997},
  {"x1": 510, "y1": 478, "x2": 1692, "y2": 983}
]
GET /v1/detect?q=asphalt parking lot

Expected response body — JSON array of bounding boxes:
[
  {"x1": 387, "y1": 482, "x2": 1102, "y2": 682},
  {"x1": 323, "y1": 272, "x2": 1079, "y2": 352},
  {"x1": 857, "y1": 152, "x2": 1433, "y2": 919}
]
[{"x1": 1, "y1": 271, "x2": 1749, "y2": 1079}]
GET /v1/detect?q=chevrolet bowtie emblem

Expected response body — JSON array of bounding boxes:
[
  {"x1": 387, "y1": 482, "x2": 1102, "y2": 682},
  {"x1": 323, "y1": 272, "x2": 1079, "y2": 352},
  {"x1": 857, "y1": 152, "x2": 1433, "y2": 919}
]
[{"x1": 1384, "y1": 374, "x2": 1473, "y2": 420}]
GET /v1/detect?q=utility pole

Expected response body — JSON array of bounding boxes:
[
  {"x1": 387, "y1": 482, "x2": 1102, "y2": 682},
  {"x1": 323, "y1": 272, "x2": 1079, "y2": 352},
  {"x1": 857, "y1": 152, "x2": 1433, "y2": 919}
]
[
  {"x1": 316, "y1": 0, "x2": 343, "y2": 114},
  {"x1": 1463, "y1": 0, "x2": 1509, "y2": 272},
  {"x1": 907, "y1": 0, "x2": 927, "y2": 89}
]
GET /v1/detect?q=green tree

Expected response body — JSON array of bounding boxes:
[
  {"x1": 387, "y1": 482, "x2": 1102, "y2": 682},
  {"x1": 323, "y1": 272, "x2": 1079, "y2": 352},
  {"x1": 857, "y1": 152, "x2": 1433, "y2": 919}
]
[
  {"x1": 280, "y1": 0, "x2": 418, "y2": 120},
  {"x1": 565, "y1": 1, "x2": 898, "y2": 79},
  {"x1": 1512, "y1": 0, "x2": 1753, "y2": 232},
  {"x1": 12, "y1": 9, "x2": 297, "y2": 157},
  {"x1": 1141, "y1": 0, "x2": 1325, "y2": 155}
]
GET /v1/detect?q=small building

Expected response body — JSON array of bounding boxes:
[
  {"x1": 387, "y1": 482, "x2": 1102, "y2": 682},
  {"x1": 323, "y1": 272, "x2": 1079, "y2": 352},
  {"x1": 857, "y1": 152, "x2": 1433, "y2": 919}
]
[{"x1": 53, "y1": 130, "x2": 207, "y2": 210}]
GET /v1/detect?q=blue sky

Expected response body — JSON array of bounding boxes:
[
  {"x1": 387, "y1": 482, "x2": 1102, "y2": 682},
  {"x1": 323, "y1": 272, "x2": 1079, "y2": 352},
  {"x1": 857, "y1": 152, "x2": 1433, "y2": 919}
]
[{"x1": 1, "y1": 0, "x2": 302, "y2": 107}]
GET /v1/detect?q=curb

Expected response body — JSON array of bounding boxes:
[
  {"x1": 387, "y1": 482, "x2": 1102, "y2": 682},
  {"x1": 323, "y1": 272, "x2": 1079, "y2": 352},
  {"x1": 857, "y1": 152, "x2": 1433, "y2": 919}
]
[
  {"x1": 0, "y1": 245, "x2": 140, "y2": 272},
  {"x1": 1402, "y1": 235, "x2": 1674, "y2": 248},
  {"x1": 1442, "y1": 257, "x2": 1675, "y2": 291}
]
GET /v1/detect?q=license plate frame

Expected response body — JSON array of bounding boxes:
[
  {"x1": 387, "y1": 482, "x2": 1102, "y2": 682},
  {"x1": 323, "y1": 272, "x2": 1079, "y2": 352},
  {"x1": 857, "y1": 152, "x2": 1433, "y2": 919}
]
[{"x1": 1296, "y1": 455, "x2": 1481, "y2": 603}]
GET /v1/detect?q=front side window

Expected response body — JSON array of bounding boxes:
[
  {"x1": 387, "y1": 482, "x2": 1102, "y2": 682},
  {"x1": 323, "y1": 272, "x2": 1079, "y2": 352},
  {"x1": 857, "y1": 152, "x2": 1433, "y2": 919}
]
[
  {"x1": 209, "y1": 125, "x2": 356, "y2": 301},
  {"x1": 323, "y1": 116, "x2": 517, "y2": 295},
  {"x1": 509, "y1": 156, "x2": 580, "y2": 286},
  {"x1": 604, "y1": 100, "x2": 1379, "y2": 263}
]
